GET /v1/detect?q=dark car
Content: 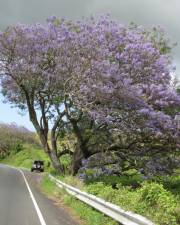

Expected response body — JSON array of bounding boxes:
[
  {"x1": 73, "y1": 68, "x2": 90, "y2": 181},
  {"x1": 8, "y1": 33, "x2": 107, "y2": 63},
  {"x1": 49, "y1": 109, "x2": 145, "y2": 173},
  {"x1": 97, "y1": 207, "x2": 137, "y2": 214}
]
[{"x1": 31, "y1": 160, "x2": 44, "y2": 172}]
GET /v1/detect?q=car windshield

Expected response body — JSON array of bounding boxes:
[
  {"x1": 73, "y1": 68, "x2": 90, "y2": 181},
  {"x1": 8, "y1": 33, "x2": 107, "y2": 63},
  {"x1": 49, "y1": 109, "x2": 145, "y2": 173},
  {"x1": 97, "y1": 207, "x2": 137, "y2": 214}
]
[{"x1": 34, "y1": 161, "x2": 43, "y2": 165}]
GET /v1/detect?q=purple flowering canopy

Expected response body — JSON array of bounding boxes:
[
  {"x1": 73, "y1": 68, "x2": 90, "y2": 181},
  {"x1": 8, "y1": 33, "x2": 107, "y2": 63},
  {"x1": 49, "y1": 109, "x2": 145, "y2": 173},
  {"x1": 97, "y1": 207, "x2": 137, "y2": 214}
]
[
  {"x1": 65, "y1": 16, "x2": 180, "y2": 140},
  {"x1": 0, "y1": 15, "x2": 179, "y2": 173}
]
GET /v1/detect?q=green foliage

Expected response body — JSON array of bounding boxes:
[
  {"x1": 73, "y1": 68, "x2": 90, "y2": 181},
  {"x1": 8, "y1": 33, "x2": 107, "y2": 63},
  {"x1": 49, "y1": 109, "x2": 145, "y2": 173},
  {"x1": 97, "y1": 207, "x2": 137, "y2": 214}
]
[
  {"x1": 86, "y1": 173, "x2": 143, "y2": 188},
  {"x1": 137, "y1": 182, "x2": 178, "y2": 224},
  {"x1": 151, "y1": 174, "x2": 180, "y2": 197},
  {"x1": 85, "y1": 180, "x2": 179, "y2": 225},
  {"x1": 0, "y1": 137, "x2": 24, "y2": 158},
  {"x1": 85, "y1": 177, "x2": 180, "y2": 225},
  {"x1": 0, "y1": 123, "x2": 39, "y2": 158},
  {"x1": 64, "y1": 195, "x2": 118, "y2": 225},
  {"x1": 140, "y1": 182, "x2": 176, "y2": 208},
  {"x1": 60, "y1": 155, "x2": 71, "y2": 174},
  {"x1": 84, "y1": 181, "x2": 139, "y2": 210},
  {"x1": 59, "y1": 174, "x2": 179, "y2": 225},
  {"x1": 11, "y1": 140, "x2": 24, "y2": 154},
  {"x1": 41, "y1": 175, "x2": 118, "y2": 225}
]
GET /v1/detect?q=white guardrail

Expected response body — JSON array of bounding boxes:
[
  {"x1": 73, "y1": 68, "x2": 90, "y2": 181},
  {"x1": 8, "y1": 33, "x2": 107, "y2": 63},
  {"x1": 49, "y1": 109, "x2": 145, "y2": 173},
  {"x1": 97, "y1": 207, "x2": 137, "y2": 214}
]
[{"x1": 49, "y1": 174, "x2": 155, "y2": 225}]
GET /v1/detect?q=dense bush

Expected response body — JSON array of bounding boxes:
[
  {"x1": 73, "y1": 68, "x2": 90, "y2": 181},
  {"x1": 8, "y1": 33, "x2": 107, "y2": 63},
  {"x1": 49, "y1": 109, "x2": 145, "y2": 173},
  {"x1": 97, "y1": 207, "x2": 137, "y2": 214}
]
[
  {"x1": 59, "y1": 173, "x2": 176, "y2": 225},
  {"x1": 151, "y1": 174, "x2": 180, "y2": 197},
  {"x1": 84, "y1": 180, "x2": 179, "y2": 225},
  {"x1": 138, "y1": 182, "x2": 178, "y2": 224},
  {"x1": 85, "y1": 173, "x2": 143, "y2": 187}
]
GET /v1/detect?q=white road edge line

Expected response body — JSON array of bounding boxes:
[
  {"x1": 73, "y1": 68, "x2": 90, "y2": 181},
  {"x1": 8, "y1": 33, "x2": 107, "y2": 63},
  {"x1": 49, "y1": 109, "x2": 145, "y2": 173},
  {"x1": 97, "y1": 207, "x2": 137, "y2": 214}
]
[{"x1": 19, "y1": 169, "x2": 47, "y2": 225}]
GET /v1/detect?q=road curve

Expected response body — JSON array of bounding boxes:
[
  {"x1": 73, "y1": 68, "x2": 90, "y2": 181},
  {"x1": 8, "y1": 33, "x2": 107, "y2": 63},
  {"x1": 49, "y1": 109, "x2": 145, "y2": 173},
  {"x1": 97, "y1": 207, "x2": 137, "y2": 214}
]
[{"x1": 0, "y1": 164, "x2": 79, "y2": 225}]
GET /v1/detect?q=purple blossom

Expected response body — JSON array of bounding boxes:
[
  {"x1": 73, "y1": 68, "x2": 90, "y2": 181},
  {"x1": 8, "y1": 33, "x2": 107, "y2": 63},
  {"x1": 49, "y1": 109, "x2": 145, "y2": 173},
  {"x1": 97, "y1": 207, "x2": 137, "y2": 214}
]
[{"x1": 0, "y1": 14, "x2": 179, "y2": 147}]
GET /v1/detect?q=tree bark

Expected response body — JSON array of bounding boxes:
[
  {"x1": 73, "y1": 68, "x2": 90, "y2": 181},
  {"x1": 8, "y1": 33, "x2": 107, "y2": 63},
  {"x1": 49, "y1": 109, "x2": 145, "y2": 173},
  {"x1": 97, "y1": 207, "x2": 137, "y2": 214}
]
[
  {"x1": 71, "y1": 144, "x2": 84, "y2": 175},
  {"x1": 64, "y1": 98, "x2": 88, "y2": 175},
  {"x1": 70, "y1": 119, "x2": 89, "y2": 175},
  {"x1": 24, "y1": 90, "x2": 64, "y2": 174},
  {"x1": 48, "y1": 150, "x2": 64, "y2": 174},
  {"x1": 38, "y1": 131, "x2": 64, "y2": 174}
]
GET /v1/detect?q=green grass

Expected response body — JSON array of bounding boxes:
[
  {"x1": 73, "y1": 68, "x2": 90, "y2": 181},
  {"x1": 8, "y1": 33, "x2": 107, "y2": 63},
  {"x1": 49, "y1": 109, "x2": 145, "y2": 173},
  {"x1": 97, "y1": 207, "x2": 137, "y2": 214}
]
[
  {"x1": 40, "y1": 175, "x2": 118, "y2": 225},
  {"x1": 55, "y1": 174, "x2": 180, "y2": 225},
  {"x1": 0, "y1": 143, "x2": 51, "y2": 171}
]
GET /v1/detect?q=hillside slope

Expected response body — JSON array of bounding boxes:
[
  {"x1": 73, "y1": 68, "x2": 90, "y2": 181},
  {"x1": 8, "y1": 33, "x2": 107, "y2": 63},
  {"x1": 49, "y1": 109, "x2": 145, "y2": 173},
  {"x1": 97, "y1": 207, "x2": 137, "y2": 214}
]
[{"x1": 0, "y1": 143, "x2": 50, "y2": 171}]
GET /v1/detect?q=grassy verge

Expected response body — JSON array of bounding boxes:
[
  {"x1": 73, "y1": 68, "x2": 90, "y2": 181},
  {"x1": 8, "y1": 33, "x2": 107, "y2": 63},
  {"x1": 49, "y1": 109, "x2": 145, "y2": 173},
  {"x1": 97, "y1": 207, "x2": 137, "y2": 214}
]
[
  {"x1": 40, "y1": 175, "x2": 119, "y2": 225},
  {"x1": 0, "y1": 143, "x2": 51, "y2": 171}
]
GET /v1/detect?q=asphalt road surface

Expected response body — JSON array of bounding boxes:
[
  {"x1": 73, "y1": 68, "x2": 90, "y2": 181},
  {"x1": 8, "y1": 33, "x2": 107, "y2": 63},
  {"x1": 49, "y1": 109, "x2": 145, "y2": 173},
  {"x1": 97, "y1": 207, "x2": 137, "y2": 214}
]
[{"x1": 0, "y1": 164, "x2": 79, "y2": 225}]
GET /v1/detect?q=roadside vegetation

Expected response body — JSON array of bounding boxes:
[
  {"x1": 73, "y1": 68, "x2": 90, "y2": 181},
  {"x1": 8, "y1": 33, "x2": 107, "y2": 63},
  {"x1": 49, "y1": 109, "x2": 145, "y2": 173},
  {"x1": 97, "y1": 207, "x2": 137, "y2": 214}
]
[
  {"x1": 53, "y1": 172, "x2": 180, "y2": 225},
  {"x1": 41, "y1": 175, "x2": 118, "y2": 225},
  {"x1": 0, "y1": 123, "x2": 179, "y2": 224},
  {"x1": 0, "y1": 123, "x2": 39, "y2": 159}
]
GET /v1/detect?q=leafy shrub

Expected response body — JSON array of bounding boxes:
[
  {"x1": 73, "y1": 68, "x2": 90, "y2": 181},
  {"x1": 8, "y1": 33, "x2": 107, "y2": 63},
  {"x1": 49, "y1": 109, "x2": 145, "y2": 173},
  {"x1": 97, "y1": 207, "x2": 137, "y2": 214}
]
[
  {"x1": 62, "y1": 176, "x2": 84, "y2": 189},
  {"x1": 151, "y1": 175, "x2": 180, "y2": 197},
  {"x1": 137, "y1": 182, "x2": 178, "y2": 224},
  {"x1": 85, "y1": 182, "x2": 109, "y2": 195},
  {"x1": 139, "y1": 182, "x2": 176, "y2": 207},
  {"x1": 84, "y1": 178, "x2": 179, "y2": 225},
  {"x1": 11, "y1": 140, "x2": 23, "y2": 154},
  {"x1": 60, "y1": 155, "x2": 71, "y2": 174},
  {"x1": 86, "y1": 174, "x2": 143, "y2": 189}
]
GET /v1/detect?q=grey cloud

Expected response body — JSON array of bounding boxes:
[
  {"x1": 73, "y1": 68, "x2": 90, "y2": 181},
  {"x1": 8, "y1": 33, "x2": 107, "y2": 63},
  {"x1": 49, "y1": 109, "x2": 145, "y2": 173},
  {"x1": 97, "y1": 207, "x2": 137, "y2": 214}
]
[
  {"x1": 0, "y1": 0, "x2": 179, "y2": 75},
  {"x1": 87, "y1": 0, "x2": 180, "y2": 75},
  {"x1": 0, "y1": 0, "x2": 90, "y2": 28}
]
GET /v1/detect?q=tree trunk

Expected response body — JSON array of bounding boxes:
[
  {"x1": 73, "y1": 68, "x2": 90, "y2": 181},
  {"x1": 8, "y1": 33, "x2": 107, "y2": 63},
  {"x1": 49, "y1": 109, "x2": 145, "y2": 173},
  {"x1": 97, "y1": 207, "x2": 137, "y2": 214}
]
[
  {"x1": 48, "y1": 150, "x2": 64, "y2": 174},
  {"x1": 24, "y1": 90, "x2": 64, "y2": 174},
  {"x1": 71, "y1": 144, "x2": 84, "y2": 175},
  {"x1": 69, "y1": 119, "x2": 89, "y2": 175},
  {"x1": 34, "y1": 126, "x2": 64, "y2": 174}
]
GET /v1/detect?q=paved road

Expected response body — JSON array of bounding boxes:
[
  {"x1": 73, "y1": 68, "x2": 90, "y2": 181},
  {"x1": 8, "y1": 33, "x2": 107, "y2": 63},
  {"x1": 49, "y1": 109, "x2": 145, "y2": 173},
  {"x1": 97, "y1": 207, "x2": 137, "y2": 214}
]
[{"x1": 0, "y1": 164, "x2": 79, "y2": 225}]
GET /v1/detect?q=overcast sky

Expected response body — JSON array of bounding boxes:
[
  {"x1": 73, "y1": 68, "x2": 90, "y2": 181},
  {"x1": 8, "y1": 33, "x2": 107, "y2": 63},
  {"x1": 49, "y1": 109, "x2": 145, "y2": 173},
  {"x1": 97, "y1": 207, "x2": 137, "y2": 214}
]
[{"x1": 0, "y1": 0, "x2": 180, "y2": 130}]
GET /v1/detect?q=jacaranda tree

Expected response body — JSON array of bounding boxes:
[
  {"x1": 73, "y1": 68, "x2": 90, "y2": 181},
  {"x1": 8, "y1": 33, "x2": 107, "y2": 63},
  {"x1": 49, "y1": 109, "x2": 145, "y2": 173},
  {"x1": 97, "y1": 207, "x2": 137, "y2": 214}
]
[{"x1": 0, "y1": 15, "x2": 179, "y2": 174}]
